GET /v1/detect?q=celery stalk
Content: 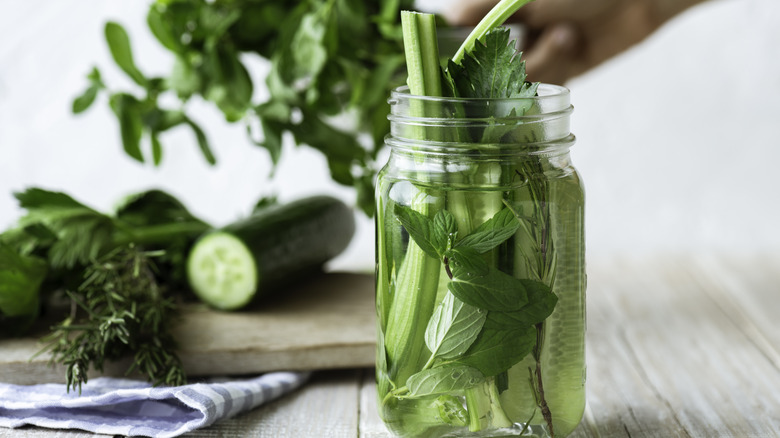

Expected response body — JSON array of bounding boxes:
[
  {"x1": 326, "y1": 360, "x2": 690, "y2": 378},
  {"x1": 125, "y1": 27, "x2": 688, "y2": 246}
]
[
  {"x1": 383, "y1": 7, "x2": 444, "y2": 393},
  {"x1": 451, "y1": 0, "x2": 535, "y2": 64}
]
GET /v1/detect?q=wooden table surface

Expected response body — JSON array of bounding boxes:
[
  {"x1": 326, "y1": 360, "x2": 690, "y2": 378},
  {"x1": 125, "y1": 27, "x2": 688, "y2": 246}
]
[{"x1": 3, "y1": 253, "x2": 780, "y2": 437}]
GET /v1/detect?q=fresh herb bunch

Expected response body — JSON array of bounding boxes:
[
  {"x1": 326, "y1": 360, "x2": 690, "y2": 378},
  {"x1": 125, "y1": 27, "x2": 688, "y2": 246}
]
[
  {"x1": 73, "y1": 0, "x2": 416, "y2": 216},
  {"x1": 0, "y1": 188, "x2": 211, "y2": 386},
  {"x1": 37, "y1": 246, "x2": 185, "y2": 393}
]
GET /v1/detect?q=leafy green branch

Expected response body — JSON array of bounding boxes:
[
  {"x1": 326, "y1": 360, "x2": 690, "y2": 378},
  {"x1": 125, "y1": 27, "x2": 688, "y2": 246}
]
[{"x1": 73, "y1": 0, "x2": 416, "y2": 216}]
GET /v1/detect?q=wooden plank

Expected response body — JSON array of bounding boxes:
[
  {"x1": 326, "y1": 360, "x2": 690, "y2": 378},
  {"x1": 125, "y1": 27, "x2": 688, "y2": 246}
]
[
  {"x1": 579, "y1": 257, "x2": 693, "y2": 437},
  {"x1": 359, "y1": 368, "x2": 390, "y2": 438},
  {"x1": 0, "y1": 429, "x2": 111, "y2": 438},
  {"x1": 588, "y1": 254, "x2": 780, "y2": 437},
  {"x1": 0, "y1": 273, "x2": 376, "y2": 385},
  {"x1": 687, "y1": 253, "x2": 780, "y2": 370},
  {"x1": 187, "y1": 370, "x2": 361, "y2": 438}
]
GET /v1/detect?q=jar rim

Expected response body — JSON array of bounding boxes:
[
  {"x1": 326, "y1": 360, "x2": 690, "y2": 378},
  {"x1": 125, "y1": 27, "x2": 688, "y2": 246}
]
[{"x1": 389, "y1": 83, "x2": 570, "y2": 105}]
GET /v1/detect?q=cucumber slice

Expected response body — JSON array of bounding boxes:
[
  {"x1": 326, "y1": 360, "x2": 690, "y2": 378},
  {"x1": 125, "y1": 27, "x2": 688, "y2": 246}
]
[{"x1": 186, "y1": 232, "x2": 258, "y2": 311}]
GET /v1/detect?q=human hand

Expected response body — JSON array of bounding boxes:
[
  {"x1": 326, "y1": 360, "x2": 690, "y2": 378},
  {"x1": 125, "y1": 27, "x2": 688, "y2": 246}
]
[{"x1": 445, "y1": 0, "x2": 703, "y2": 84}]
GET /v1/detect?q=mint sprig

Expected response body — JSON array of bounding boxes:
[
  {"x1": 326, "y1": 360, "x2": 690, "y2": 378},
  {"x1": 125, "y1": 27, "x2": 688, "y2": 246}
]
[{"x1": 389, "y1": 204, "x2": 557, "y2": 393}]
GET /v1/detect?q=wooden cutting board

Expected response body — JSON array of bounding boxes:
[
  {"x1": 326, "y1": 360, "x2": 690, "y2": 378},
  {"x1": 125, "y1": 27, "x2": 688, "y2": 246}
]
[{"x1": 0, "y1": 273, "x2": 376, "y2": 385}]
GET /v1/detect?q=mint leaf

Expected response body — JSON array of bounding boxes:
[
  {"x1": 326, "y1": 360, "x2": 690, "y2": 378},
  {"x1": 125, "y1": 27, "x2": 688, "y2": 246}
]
[
  {"x1": 455, "y1": 208, "x2": 519, "y2": 254},
  {"x1": 425, "y1": 292, "x2": 486, "y2": 360},
  {"x1": 405, "y1": 364, "x2": 485, "y2": 398},
  {"x1": 109, "y1": 93, "x2": 144, "y2": 163},
  {"x1": 446, "y1": 27, "x2": 537, "y2": 99},
  {"x1": 448, "y1": 264, "x2": 529, "y2": 311},
  {"x1": 394, "y1": 204, "x2": 441, "y2": 259},
  {"x1": 433, "y1": 210, "x2": 458, "y2": 251},
  {"x1": 185, "y1": 118, "x2": 217, "y2": 165},
  {"x1": 104, "y1": 22, "x2": 147, "y2": 87},
  {"x1": 446, "y1": 246, "x2": 489, "y2": 276},
  {"x1": 483, "y1": 283, "x2": 558, "y2": 329},
  {"x1": 456, "y1": 325, "x2": 536, "y2": 377}
]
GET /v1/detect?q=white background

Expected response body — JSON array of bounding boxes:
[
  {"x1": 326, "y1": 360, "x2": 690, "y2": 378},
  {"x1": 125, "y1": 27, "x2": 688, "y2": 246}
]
[{"x1": 1, "y1": 0, "x2": 779, "y2": 272}]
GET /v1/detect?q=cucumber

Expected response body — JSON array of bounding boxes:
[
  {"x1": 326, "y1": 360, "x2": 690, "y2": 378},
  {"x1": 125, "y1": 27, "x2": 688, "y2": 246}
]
[{"x1": 186, "y1": 196, "x2": 355, "y2": 310}]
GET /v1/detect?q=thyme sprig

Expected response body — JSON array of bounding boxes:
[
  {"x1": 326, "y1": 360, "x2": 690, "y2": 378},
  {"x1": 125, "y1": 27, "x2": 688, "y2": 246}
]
[{"x1": 37, "y1": 245, "x2": 185, "y2": 394}]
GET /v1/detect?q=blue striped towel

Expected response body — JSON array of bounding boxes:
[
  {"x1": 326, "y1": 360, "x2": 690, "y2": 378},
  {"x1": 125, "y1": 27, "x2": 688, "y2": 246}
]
[{"x1": 0, "y1": 371, "x2": 310, "y2": 437}]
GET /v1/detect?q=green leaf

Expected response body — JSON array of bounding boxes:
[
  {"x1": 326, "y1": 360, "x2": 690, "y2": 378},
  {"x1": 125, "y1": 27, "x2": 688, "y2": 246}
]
[
  {"x1": 456, "y1": 325, "x2": 536, "y2": 377},
  {"x1": 355, "y1": 174, "x2": 376, "y2": 218},
  {"x1": 446, "y1": 246, "x2": 489, "y2": 276},
  {"x1": 251, "y1": 195, "x2": 279, "y2": 214},
  {"x1": 425, "y1": 292, "x2": 486, "y2": 360},
  {"x1": 169, "y1": 56, "x2": 201, "y2": 99},
  {"x1": 72, "y1": 86, "x2": 99, "y2": 114},
  {"x1": 104, "y1": 22, "x2": 147, "y2": 87},
  {"x1": 203, "y1": 45, "x2": 253, "y2": 122},
  {"x1": 200, "y1": 7, "x2": 241, "y2": 50},
  {"x1": 393, "y1": 204, "x2": 439, "y2": 259},
  {"x1": 114, "y1": 189, "x2": 207, "y2": 228},
  {"x1": 405, "y1": 364, "x2": 485, "y2": 398},
  {"x1": 147, "y1": 4, "x2": 180, "y2": 52},
  {"x1": 433, "y1": 210, "x2": 458, "y2": 251},
  {"x1": 448, "y1": 264, "x2": 529, "y2": 311},
  {"x1": 143, "y1": 109, "x2": 186, "y2": 132},
  {"x1": 13, "y1": 188, "x2": 116, "y2": 269},
  {"x1": 455, "y1": 208, "x2": 519, "y2": 254},
  {"x1": 0, "y1": 242, "x2": 47, "y2": 336},
  {"x1": 288, "y1": 11, "x2": 330, "y2": 85},
  {"x1": 289, "y1": 112, "x2": 366, "y2": 179},
  {"x1": 258, "y1": 119, "x2": 284, "y2": 166},
  {"x1": 185, "y1": 118, "x2": 216, "y2": 165},
  {"x1": 482, "y1": 282, "x2": 557, "y2": 329},
  {"x1": 150, "y1": 132, "x2": 163, "y2": 165},
  {"x1": 447, "y1": 27, "x2": 538, "y2": 99},
  {"x1": 73, "y1": 68, "x2": 104, "y2": 114},
  {"x1": 109, "y1": 93, "x2": 144, "y2": 163}
]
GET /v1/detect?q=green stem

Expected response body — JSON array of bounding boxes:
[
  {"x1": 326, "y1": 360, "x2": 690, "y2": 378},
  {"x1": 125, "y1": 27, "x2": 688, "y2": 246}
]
[
  {"x1": 488, "y1": 378, "x2": 514, "y2": 428},
  {"x1": 465, "y1": 386, "x2": 486, "y2": 431},
  {"x1": 383, "y1": 11, "x2": 445, "y2": 388},
  {"x1": 452, "y1": 0, "x2": 535, "y2": 64},
  {"x1": 401, "y1": 11, "x2": 442, "y2": 97},
  {"x1": 464, "y1": 378, "x2": 513, "y2": 432}
]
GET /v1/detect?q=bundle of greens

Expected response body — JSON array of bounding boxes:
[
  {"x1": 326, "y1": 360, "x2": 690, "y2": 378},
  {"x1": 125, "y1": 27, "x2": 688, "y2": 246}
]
[
  {"x1": 73, "y1": 0, "x2": 416, "y2": 216},
  {"x1": 0, "y1": 188, "x2": 355, "y2": 393},
  {"x1": 0, "y1": 188, "x2": 211, "y2": 391},
  {"x1": 376, "y1": 0, "x2": 585, "y2": 437}
]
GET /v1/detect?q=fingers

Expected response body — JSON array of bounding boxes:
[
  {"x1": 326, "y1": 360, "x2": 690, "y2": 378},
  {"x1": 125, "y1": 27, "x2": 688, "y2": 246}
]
[
  {"x1": 444, "y1": 0, "x2": 499, "y2": 26},
  {"x1": 523, "y1": 23, "x2": 580, "y2": 85}
]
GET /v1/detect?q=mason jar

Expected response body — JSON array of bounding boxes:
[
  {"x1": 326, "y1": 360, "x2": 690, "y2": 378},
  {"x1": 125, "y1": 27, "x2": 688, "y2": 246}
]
[{"x1": 375, "y1": 84, "x2": 585, "y2": 438}]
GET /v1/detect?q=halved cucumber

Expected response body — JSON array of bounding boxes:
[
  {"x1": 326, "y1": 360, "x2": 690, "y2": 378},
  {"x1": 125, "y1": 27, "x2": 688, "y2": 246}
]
[{"x1": 186, "y1": 196, "x2": 355, "y2": 310}]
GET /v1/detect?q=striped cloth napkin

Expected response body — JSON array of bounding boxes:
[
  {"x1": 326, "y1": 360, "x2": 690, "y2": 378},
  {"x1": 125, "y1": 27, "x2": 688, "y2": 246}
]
[{"x1": 0, "y1": 371, "x2": 310, "y2": 437}]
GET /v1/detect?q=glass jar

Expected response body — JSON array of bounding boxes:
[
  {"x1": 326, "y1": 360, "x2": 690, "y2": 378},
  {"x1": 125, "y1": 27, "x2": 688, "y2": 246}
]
[{"x1": 375, "y1": 85, "x2": 586, "y2": 438}]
